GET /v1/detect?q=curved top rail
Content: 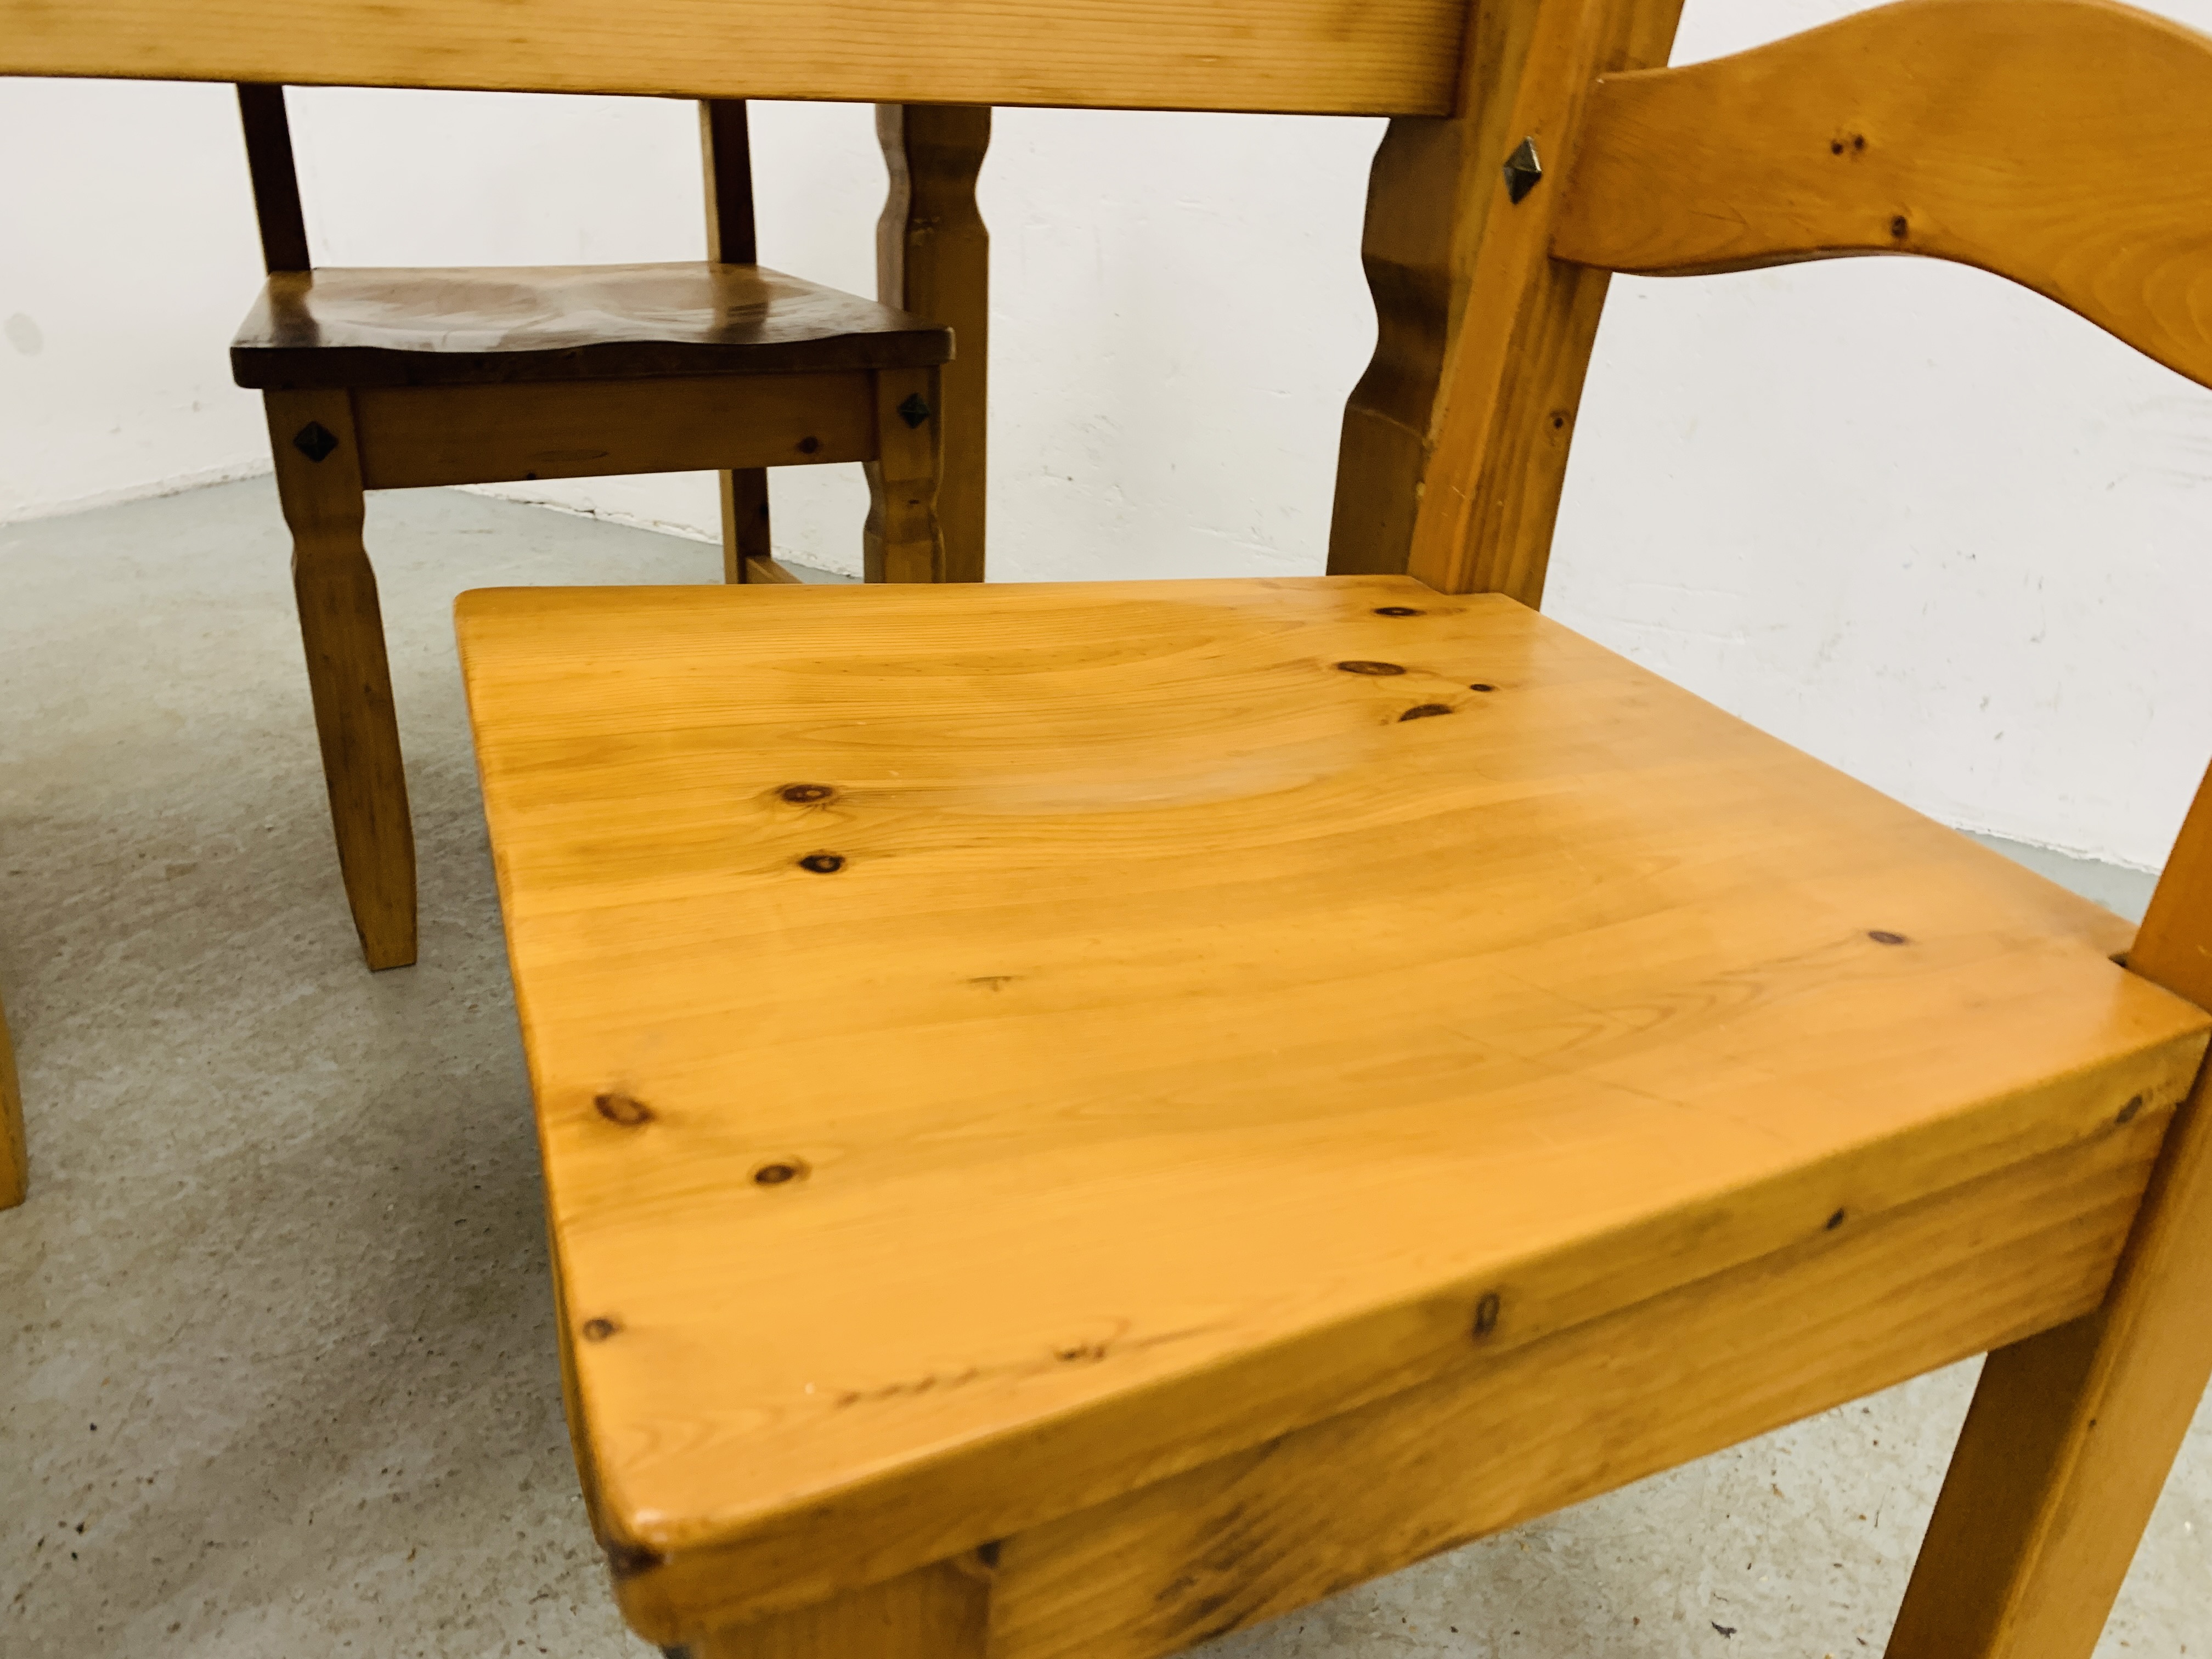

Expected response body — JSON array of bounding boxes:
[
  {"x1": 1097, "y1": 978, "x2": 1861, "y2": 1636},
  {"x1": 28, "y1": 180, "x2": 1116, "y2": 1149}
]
[{"x1": 1551, "y1": 0, "x2": 2212, "y2": 391}]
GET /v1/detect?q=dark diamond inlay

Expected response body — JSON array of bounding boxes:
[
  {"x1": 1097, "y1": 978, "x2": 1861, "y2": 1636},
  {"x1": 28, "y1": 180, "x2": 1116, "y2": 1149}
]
[
  {"x1": 292, "y1": 421, "x2": 339, "y2": 463},
  {"x1": 897, "y1": 392, "x2": 933, "y2": 429},
  {"x1": 1502, "y1": 136, "x2": 1543, "y2": 205}
]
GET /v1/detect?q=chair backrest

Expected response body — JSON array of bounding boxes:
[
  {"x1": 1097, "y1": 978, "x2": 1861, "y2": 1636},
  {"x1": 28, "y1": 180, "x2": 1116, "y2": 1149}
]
[
  {"x1": 229, "y1": 83, "x2": 761, "y2": 275},
  {"x1": 1404, "y1": 0, "x2": 2212, "y2": 1007}
]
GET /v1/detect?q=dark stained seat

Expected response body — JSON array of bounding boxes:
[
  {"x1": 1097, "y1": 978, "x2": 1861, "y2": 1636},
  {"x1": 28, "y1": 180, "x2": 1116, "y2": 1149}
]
[
  {"x1": 213, "y1": 87, "x2": 975, "y2": 976},
  {"x1": 230, "y1": 261, "x2": 952, "y2": 389}
]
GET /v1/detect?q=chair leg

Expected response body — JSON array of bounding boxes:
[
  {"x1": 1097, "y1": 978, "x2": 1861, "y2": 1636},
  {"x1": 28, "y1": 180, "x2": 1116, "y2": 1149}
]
[
  {"x1": 719, "y1": 467, "x2": 772, "y2": 584},
  {"x1": 864, "y1": 366, "x2": 946, "y2": 584},
  {"x1": 265, "y1": 390, "x2": 417, "y2": 970},
  {"x1": 1, "y1": 983, "x2": 24, "y2": 1210},
  {"x1": 684, "y1": 1559, "x2": 988, "y2": 1659},
  {"x1": 1888, "y1": 1056, "x2": 2212, "y2": 1657},
  {"x1": 876, "y1": 104, "x2": 990, "y2": 583}
]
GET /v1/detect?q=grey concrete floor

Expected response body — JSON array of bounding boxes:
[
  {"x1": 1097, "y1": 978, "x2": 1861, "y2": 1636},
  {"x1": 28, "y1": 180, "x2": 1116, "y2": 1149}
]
[{"x1": 2, "y1": 479, "x2": 2207, "y2": 1657}]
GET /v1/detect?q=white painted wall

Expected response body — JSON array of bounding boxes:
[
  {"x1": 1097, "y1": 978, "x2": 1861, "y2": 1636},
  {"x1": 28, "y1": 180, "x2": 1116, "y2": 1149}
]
[{"x1": 3, "y1": 0, "x2": 2210, "y2": 869}]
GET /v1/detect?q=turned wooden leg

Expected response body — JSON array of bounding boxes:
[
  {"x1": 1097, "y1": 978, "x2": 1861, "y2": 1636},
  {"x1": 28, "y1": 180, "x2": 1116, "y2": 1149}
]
[
  {"x1": 719, "y1": 468, "x2": 774, "y2": 584},
  {"x1": 683, "y1": 1560, "x2": 989, "y2": 1659},
  {"x1": 266, "y1": 390, "x2": 417, "y2": 970},
  {"x1": 877, "y1": 104, "x2": 990, "y2": 583},
  {"x1": 1891, "y1": 765, "x2": 2212, "y2": 1657},
  {"x1": 1, "y1": 982, "x2": 24, "y2": 1210},
  {"x1": 864, "y1": 365, "x2": 945, "y2": 584}
]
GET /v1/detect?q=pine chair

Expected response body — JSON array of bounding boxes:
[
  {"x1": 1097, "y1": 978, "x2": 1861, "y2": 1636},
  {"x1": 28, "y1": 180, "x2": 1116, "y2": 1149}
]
[
  {"x1": 227, "y1": 86, "x2": 990, "y2": 970},
  {"x1": 7, "y1": 0, "x2": 2209, "y2": 1653}
]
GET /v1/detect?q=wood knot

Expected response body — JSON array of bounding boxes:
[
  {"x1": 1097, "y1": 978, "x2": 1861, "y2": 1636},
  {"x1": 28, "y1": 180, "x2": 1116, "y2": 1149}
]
[
  {"x1": 1336, "y1": 661, "x2": 1406, "y2": 676},
  {"x1": 582, "y1": 1317, "x2": 620, "y2": 1342},
  {"x1": 1373, "y1": 606, "x2": 1423, "y2": 617},
  {"x1": 780, "y1": 783, "x2": 837, "y2": 804},
  {"x1": 1469, "y1": 683, "x2": 1496, "y2": 692},
  {"x1": 593, "y1": 1092, "x2": 653, "y2": 1127},
  {"x1": 2117, "y1": 1094, "x2": 2146, "y2": 1125},
  {"x1": 1398, "y1": 703, "x2": 1454, "y2": 721},
  {"x1": 752, "y1": 1158, "x2": 810, "y2": 1187},
  {"x1": 798, "y1": 853, "x2": 846, "y2": 874},
  {"x1": 1889, "y1": 215, "x2": 1909, "y2": 239},
  {"x1": 797, "y1": 436, "x2": 821, "y2": 454},
  {"x1": 1472, "y1": 1292, "x2": 1502, "y2": 1338},
  {"x1": 1867, "y1": 930, "x2": 1909, "y2": 946},
  {"x1": 1826, "y1": 1209, "x2": 1847, "y2": 1231}
]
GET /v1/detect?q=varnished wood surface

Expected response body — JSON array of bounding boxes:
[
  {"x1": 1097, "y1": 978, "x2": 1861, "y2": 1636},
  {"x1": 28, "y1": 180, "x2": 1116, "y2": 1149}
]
[
  {"x1": 1, "y1": 0, "x2": 1465, "y2": 116},
  {"x1": 694, "y1": 1559, "x2": 988, "y2": 1659},
  {"x1": 988, "y1": 1112, "x2": 2165, "y2": 1659},
  {"x1": 235, "y1": 82, "x2": 309, "y2": 273},
  {"x1": 232, "y1": 263, "x2": 951, "y2": 390},
  {"x1": 878, "y1": 105, "x2": 991, "y2": 583},
  {"x1": 351, "y1": 373, "x2": 876, "y2": 491},
  {"x1": 1550, "y1": 0, "x2": 2212, "y2": 396},
  {"x1": 1326, "y1": 0, "x2": 1680, "y2": 581},
  {"x1": 742, "y1": 556, "x2": 806, "y2": 586},
  {"x1": 1886, "y1": 755, "x2": 2212, "y2": 1658},
  {"x1": 267, "y1": 389, "x2": 416, "y2": 969},
  {"x1": 862, "y1": 366, "x2": 945, "y2": 582},
  {"x1": 700, "y1": 102, "x2": 759, "y2": 268},
  {"x1": 454, "y1": 574, "x2": 2208, "y2": 1641},
  {"x1": 699, "y1": 100, "x2": 775, "y2": 583},
  {"x1": 0, "y1": 985, "x2": 23, "y2": 1210},
  {"x1": 1403, "y1": 0, "x2": 1683, "y2": 602},
  {"x1": 2132, "y1": 758, "x2": 2212, "y2": 1013}
]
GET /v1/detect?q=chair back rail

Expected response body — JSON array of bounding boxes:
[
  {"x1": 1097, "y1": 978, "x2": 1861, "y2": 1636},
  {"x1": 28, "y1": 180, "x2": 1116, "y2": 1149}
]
[
  {"x1": 0, "y1": 0, "x2": 1466, "y2": 116},
  {"x1": 1551, "y1": 0, "x2": 2212, "y2": 392},
  {"x1": 235, "y1": 82, "x2": 309, "y2": 274},
  {"x1": 699, "y1": 101, "x2": 759, "y2": 268}
]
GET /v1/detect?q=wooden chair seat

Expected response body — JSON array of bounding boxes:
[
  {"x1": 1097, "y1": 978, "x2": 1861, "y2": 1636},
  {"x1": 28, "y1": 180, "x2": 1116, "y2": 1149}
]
[
  {"x1": 454, "y1": 572, "x2": 2210, "y2": 1652},
  {"x1": 230, "y1": 261, "x2": 952, "y2": 389}
]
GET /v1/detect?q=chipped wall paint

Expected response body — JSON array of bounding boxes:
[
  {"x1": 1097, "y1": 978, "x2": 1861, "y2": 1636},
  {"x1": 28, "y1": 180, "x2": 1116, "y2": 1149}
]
[{"x1": 2, "y1": 0, "x2": 2209, "y2": 867}]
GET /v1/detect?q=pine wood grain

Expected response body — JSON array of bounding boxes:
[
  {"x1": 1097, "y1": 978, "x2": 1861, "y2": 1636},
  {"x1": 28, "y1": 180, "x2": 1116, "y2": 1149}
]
[
  {"x1": 1398, "y1": 0, "x2": 1684, "y2": 601},
  {"x1": 267, "y1": 389, "x2": 415, "y2": 969},
  {"x1": 1886, "y1": 756, "x2": 2212, "y2": 1658},
  {"x1": 1550, "y1": 0, "x2": 2212, "y2": 396},
  {"x1": 232, "y1": 263, "x2": 950, "y2": 390},
  {"x1": 453, "y1": 574, "x2": 2208, "y2": 1643},
  {"x1": 0, "y1": 0, "x2": 1466, "y2": 116},
  {"x1": 988, "y1": 1113, "x2": 2168, "y2": 1659},
  {"x1": 0, "y1": 984, "x2": 23, "y2": 1210},
  {"x1": 691, "y1": 1559, "x2": 988, "y2": 1659},
  {"x1": 878, "y1": 105, "x2": 991, "y2": 583},
  {"x1": 351, "y1": 374, "x2": 876, "y2": 492},
  {"x1": 862, "y1": 366, "x2": 945, "y2": 582}
]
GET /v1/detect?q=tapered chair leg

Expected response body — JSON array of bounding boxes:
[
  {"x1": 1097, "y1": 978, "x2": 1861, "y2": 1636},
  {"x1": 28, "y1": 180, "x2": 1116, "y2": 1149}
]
[
  {"x1": 1888, "y1": 1057, "x2": 2212, "y2": 1657},
  {"x1": 266, "y1": 390, "x2": 417, "y2": 970},
  {"x1": 864, "y1": 365, "x2": 946, "y2": 584}
]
